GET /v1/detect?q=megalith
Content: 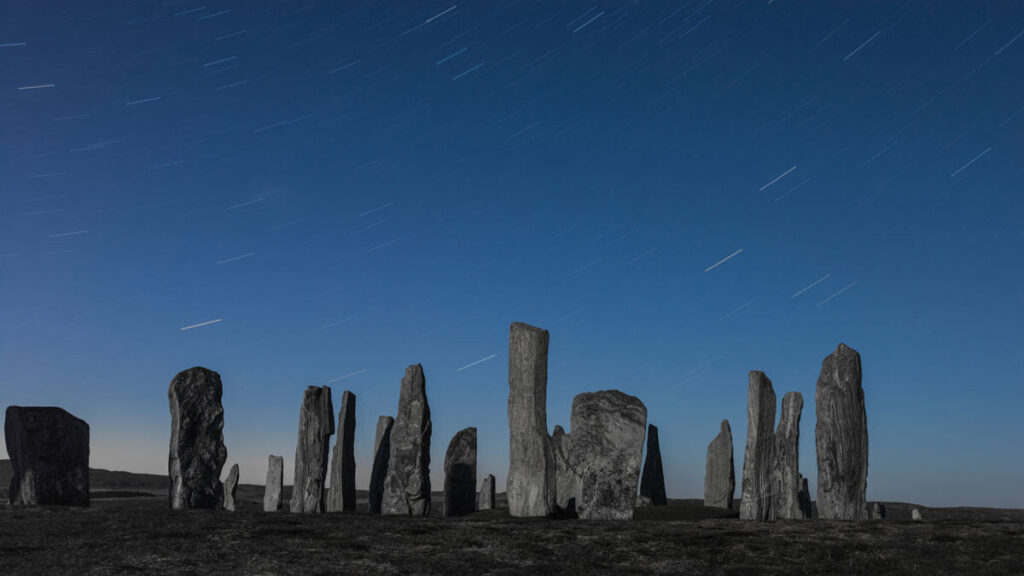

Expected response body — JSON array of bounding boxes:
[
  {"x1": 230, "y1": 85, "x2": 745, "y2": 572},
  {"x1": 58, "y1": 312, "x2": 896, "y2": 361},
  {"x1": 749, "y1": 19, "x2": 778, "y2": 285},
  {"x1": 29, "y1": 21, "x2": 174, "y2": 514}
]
[
  {"x1": 740, "y1": 371, "x2": 776, "y2": 521},
  {"x1": 368, "y1": 415, "x2": 394, "y2": 514},
  {"x1": 327, "y1": 390, "x2": 356, "y2": 512},
  {"x1": 168, "y1": 366, "x2": 227, "y2": 510},
  {"x1": 264, "y1": 455, "x2": 284, "y2": 512},
  {"x1": 479, "y1": 474, "x2": 496, "y2": 510},
  {"x1": 507, "y1": 322, "x2": 555, "y2": 517},
  {"x1": 443, "y1": 427, "x2": 477, "y2": 517},
  {"x1": 704, "y1": 419, "x2": 735, "y2": 509},
  {"x1": 5, "y1": 406, "x2": 90, "y2": 507},
  {"x1": 381, "y1": 364, "x2": 432, "y2": 516},
  {"x1": 550, "y1": 424, "x2": 578, "y2": 512},
  {"x1": 772, "y1": 391, "x2": 805, "y2": 519},
  {"x1": 797, "y1": 475, "x2": 813, "y2": 519},
  {"x1": 815, "y1": 343, "x2": 868, "y2": 520},
  {"x1": 223, "y1": 463, "x2": 239, "y2": 511},
  {"x1": 290, "y1": 385, "x2": 334, "y2": 513},
  {"x1": 640, "y1": 424, "x2": 667, "y2": 506}
]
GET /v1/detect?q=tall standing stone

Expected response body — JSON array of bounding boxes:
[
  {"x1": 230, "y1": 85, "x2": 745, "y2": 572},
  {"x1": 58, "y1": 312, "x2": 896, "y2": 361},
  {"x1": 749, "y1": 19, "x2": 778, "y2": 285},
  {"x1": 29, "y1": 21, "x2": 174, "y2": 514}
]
[
  {"x1": 327, "y1": 390, "x2": 356, "y2": 512},
  {"x1": 381, "y1": 364, "x2": 432, "y2": 516},
  {"x1": 772, "y1": 392, "x2": 805, "y2": 519},
  {"x1": 168, "y1": 367, "x2": 227, "y2": 510},
  {"x1": 5, "y1": 406, "x2": 90, "y2": 507},
  {"x1": 815, "y1": 343, "x2": 869, "y2": 520},
  {"x1": 223, "y1": 463, "x2": 239, "y2": 511},
  {"x1": 369, "y1": 415, "x2": 394, "y2": 514},
  {"x1": 507, "y1": 322, "x2": 555, "y2": 517},
  {"x1": 549, "y1": 424, "x2": 578, "y2": 512},
  {"x1": 640, "y1": 424, "x2": 667, "y2": 506},
  {"x1": 264, "y1": 455, "x2": 284, "y2": 512},
  {"x1": 704, "y1": 420, "x2": 735, "y2": 509},
  {"x1": 479, "y1": 474, "x2": 496, "y2": 510},
  {"x1": 443, "y1": 427, "x2": 477, "y2": 517},
  {"x1": 290, "y1": 385, "x2": 334, "y2": 513},
  {"x1": 740, "y1": 371, "x2": 776, "y2": 521}
]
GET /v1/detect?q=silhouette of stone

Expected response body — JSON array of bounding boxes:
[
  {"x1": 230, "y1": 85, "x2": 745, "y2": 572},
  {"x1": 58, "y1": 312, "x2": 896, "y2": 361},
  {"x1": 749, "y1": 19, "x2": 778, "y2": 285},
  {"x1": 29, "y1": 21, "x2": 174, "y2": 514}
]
[
  {"x1": 772, "y1": 392, "x2": 805, "y2": 519},
  {"x1": 5, "y1": 406, "x2": 90, "y2": 507},
  {"x1": 382, "y1": 364, "x2": 432, "y2": 516},
  {"x1": 443, "y1": 427, "x2": 477, "y2": 517},
  {"x1": 327, "y1": 390, "x2": 356, "y2": 513},
  {"x1": 797, "y1": 475, "x2": 813, "y2": 519},
  {"x1": 290, "y1": 385, "x2": 334, "y2": 513},
  {"x1": 479, "y1": 474, "x2": 496, "y2": 510},
  {"x1": 369, "y1": 415, "x2": 394, "y2": 514},
  {"x1": 223, "y1": 463, "x2": 239, "y2": 511},
  {"x1": 264, "y1": 455, "x2": 284, "y2": 512},
  {"x1": 815, "y1": 343, "x2": 869, "y2": 520},
  {"x1": 168, "y1": 366, "x2": 227, "y2": 510},
  {"x1": 870, "y1": 502, "x2": 886, "y2": 520},
  {"x1": 911, "y1": 508, "x2": 923, "y2": 521},
  {"x1": 640, "y1": 424, "x2": 667, "y2": 506},
  {"x1": 740, "y1": 371, "x2": 776, "y2": 521},
  {"x1": 704, "y1": 420, "x2": 735, "y2": 509},
  {"x1": 507, "y1": 322, "x2": 555, "y2": 517},
  {"x1": 549, "y1": 424, "x2": 578, "y2": 513}
]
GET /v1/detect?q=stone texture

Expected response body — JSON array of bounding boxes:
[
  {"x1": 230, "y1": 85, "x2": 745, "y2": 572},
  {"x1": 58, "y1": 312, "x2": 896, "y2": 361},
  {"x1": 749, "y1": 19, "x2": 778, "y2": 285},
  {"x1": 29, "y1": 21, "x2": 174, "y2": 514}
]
[
  {"x1": 368, "y1": 415, "x2": 394, "y2": 514},
  {"x1": 640, "y1": 424, "x2": 667, "y2": 506},
  {"x1": 870, "y1": 502, "x2": 887, "y2": 520},
  {"x1": 168, "y1": 366, "x2": 227, "y2": 510},
  {"x1": 507, "y1": 322, "x2": 555, "y2": 517},
  {"x1": 549, "y1": 424, "x2": 578, "y2": 513},
  {"x1": 443, "y1": 427, "x2": 477, "y2": 517},
  {"x1": 740, "y1": 371, "x2": 776, "y2": 521},
  {"x1": 815, "y1": 343, "x2": 869, "y2": 520},
  {"x1": 327, "y1": 390, "x2": 356, "y2": 512},
  {"x1": 635, "y1": 495, "x2": 653, "y2": 508},
  {"x1": 223, "y1": 463, "x2": 239, "y2": 511},
  {"x1": 290, "y1": 385, "x2": 334, "y2": 514},
  {"x1": 704, "y1": 420, "x2": 735, "y2": 509},
  {"x1": 381, "y1": 364, "x2": 432, "y2": 516},
  {"x1": 479, "y1": 474, "x2": 496, "y2": 510},
  {"x1": 264, "y1": 455, "x2": 284, "y2": 512},
  {"x1": 5, "y1": 406, "x2": 90, "y2": 507},
  {"x1": 798, "y1": 476, "x2": 813, "y2": 519},
  {"x1": 912, "y1": 508, "x2": 923, "y2": 521},
  {"x1": 772, "y1": 392, "x2": 805, "y2": 519}
]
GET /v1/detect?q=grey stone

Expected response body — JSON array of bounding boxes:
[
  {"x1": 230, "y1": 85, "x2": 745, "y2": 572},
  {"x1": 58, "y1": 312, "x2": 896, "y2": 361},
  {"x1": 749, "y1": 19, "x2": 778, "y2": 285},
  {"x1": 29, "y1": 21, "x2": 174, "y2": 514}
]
[
  {"x1": 797, "y1": 475, "x2": 813, "y2": 519},
  {"x1": 327, "y1": 390, "x2": 356, "y2": 512},
  {"x1": 815, "y1": 343, "x2": 869, "y2": 520},
  {"x1": 168, "y1": 367, "x2": 227, "y2": 510},
  {"x1": 264, "y1": 455, "x2": 284, "y2": 512},
  {"x1": 704, "y1": 420, "x2": 735, "y2": 509},
  {"x1": 368, "y1": 415, "x2": 394, "y2": 514},
  {"x1": 550, "y1": 424, "x2": 578, "y2": 513},
  {"x1": 223, "y1": 463, "x2": 239, "y2": 511},
  {"x1": 635, "y1": 494, "x2": 653, "y2": 508},
  {"x1": 290, "y1": 385, "x2": 334, "y2": 514},
  {"x1": 772, "y1": 392, "x2": 805, "y2": 519},
  {"x1": 5, "y1": 406, "x2": 90, "y2": 507},
  {"x1": 640, "y1": 424, "x2": 667, "y2": 506},
  {"x1": 507, "y1": 322, "x2": 555, "y2": 517},
  {"x1": 479, "y1": 474, "x2": 496, "y2": 510},
  {"x1": 443, "y1": 427, "x2": 477, "y2": 517},
  {"x1": 381, "y1": 364, "x2": 432, "y2": 516},
  {"x1": 911, "y1": 508, "x2": 923, "y2": 521},
  {"x1": 870, "y1": 502, "x2": 886, "y2": 520},
  {"x1": 740, "y1": 371, "x2": 776, "y2": 521}
]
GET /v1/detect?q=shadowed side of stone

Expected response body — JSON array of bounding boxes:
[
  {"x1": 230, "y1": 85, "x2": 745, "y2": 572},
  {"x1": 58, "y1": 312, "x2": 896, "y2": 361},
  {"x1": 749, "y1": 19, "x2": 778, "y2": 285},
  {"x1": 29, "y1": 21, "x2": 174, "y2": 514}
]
[
  {"x1": 640, "y1": 424, "x2": 667, "y2": 506},
  {"x1": 223, "y1": 463, "x2": 239, "y2": 511},
  {"x1": 382, "y1": 364, "x2": 432, "y2": 516},
  {"x1": 772, "y1": 391, "x2": 805, "y2": 519},
  {"x1": 327, "y1": 390, "x2": 356, "y2": 512},
  {"x1": 507, "y1": 322, "x2": 554, "y2": 517},
  {"x1": 705, "y1": 420, "x2": 735, "y2": 509},
  {"x1": 815, "y1": 343, "x2": 868, "y2": 520},
  {"x1": 550, "y1": 424, "x2": 578, "y2": 513},
  {"x1": 443, "y1": 427, "x2": 477, "y2": 517},
  {"x1": 740, "y1": 371, "x2": 776, "y2": 521},
  {"x1": 5, "y1": 406, "x2": 90, "y2": 507},
  {"x1": 168, "y1": 367, "x2": 227, "y2": 510},
  {"x1": 290, "y1": 385, "x2": 334, "y2": 514},
  {"x1": 479, "y1": 474, "x2": 496, "y2": 510},
  {"x1": 264, "y1": 455, "x2": 284, "y2": 512},
  {"x1": 368, "y1": 415, "x2": 394, "y2": 514}
]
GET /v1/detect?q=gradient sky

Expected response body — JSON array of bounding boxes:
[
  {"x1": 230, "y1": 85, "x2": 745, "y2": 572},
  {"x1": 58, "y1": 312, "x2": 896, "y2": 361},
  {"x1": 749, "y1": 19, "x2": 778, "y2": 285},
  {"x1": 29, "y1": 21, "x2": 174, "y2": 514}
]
[{"x1": 1, "y1": 1, "x2": 1022, "y2": 508}]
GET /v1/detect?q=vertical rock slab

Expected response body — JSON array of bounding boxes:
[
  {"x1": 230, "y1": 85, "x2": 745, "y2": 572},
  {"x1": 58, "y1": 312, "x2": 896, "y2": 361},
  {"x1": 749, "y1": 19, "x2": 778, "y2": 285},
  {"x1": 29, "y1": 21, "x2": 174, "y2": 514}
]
[
  {"x1": 168, "y1": 366, "x2": 227, "y2": 510},
  {"x1": 368, "y1": 415, "x2": 394, "y2": 514},
  {"x1": 264, "y1": 455, "x2": 284, "y2": 512},
  {"x1": 381, "y1": 364, "x2": 432, "y2": 516},
  {"x1": 223, "y1": 463, "x2": 239, "y2": 511},
  {"x1": 5, "y1": 406, "x2": 90, "y2": 507},
  {"x1": 870, "y1": 502, "x2": 886, "y2": 520},
  {"x1": 443, "y1": 427, "x2": 477, "y2": 517},
  {"x1": 772, "y1": 392, "x2": 804, "y2": 519},
  {"x1": 815, "y1": 343, "x2": 869, "y2": 520},
  {"x1": 290, "y1": 385, "x2": 334, "y2": 514},
  {"x1": 479, "y1": 474, "x2": 496, "y2": 510},
  {"x1": 911, "y1": 508, "x2": 923, "y2": 521},
  {"x1": 704, "y1": 420, "x2": 735, "y2": 509},
  {"x1": 640, "y1": 424, "x2": 667, "y2": 506},
  {"x1": 327, "y1": 390, "x2": 357, "y2": 512},
  {"x1": 550, "y1": 424, "x2": 578, "y2": 512},
  {"x1": 740, "y1": 371, "x2": 776, "y2": 521},
  {"x1": 797, "y1": 476, "x2": 813, "y2": 519},
  {"x1": 507, "y1": 322, "x2": 554, "y2": 517}
]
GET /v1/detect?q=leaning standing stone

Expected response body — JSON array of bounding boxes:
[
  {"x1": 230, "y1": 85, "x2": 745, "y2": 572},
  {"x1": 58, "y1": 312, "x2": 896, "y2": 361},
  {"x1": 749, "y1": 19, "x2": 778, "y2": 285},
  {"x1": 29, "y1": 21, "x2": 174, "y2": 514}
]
[
  {"x1": 290, "y1": 385, "x2": 335, "y2": 513},
  {"x1": 772, "y1": 392, "x2": 805, "y2": 519},
  {"x1": 704, "y1": 420, "x2": 735, "y2": 509},
  {"x1": 168, "y1": 366, "x2": 227, "y2": 510},
  {"x1": 740, "y1": 371, "x2": 776, "y2": 521},
  {"x1": 223, "y1": 463, "x2": 239, "y2": 511},
  {"x1": 640, "y1": 424, "x2": 667, "y2": 506},
  {"x1": 443, "y1": 427, "x2": 477, "y2": 517},
  {"x1": 264, "y1": 455, "x2": 284, "y2": 512},
  {"x1": 815, "y1": 343, "x2": 869, "y2": 520},
  {"x1": 5, "y1": 406, "x2": 90, "y2": 507},
  {"x1": 507, "y1": 322, "x2": 555, "y2": 517},
  {"x1": 369, "y1": 415, "x2": 394, "y2": 514},
  {"x1": 479, "y1": 474, "x2": 496, "y2": 510},
  {"x1": 327, "y1": 390, "x2": 357, "y2": 512},
  {"x1": 381, "y1": 364, "x2": 432, "y2": 516}
]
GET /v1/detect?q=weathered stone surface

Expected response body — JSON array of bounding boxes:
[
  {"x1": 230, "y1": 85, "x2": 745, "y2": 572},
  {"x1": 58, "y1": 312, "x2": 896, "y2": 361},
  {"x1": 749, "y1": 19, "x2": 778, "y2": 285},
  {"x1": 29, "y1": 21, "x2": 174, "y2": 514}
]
[
  {"x1": 740, "y1": 371, "x2": 776, "y2": 521},
  {"x1": 772, "y1": 392, "x2": 805, "y2": 519},
  {"x1": 550, "y1": 424, "x2": 578, "y2": 512},
  {"x1": 479, "y1": 474, "x2": 496, "y2": 510},
  {"x1": 635, "y1": 495, "x2": 653, "y2": 508},
  {"x1": 368, "y1": 415, "x2": 394, "y2": 514},
  {"x1": 870, "y1": 502, "x2": 886, "y2": 520},
  {"x1": 381, "y1": 364, "x2": 432, "y2": 516},
  {"x1": 168, "y1": 366, "x2": 227, "y2": 510},
  {"x1": 911, "y1": 508, "x2": 923, "y2": 521},
  {"x1": 507, "y1": 322, "x2": 555, "y2": 517},
  {"x1": 327, "y1": 390, "x2": 356, "y2": 513},
  {"x1": 797, "y1": 475, "x2": 813, "y2": 519},
  {"x1": 443, "y1": 427, "x2": 477, "y2": 517},
  {"x1": 223, "y1": 463, "x2": 239, "y2": 511},
  {"x1": 290, "y1": 385, "x2": 334, "y2": 514},
  {"x1": 640, "y1": 424, "x2": 667, "y2": 506},
  {"x1": 570, "y1": 390, "x2": 647, "y2": 520},
  {"x1": 264, "y1": 455, "x2": 284, "y2": 512},
  {"x1": 704, "y1": 420, "x2": 735, "y2": 509},
  {"x1": 5, "y1": 406, "x2": 90, "y2": 507},
  {"x1": 815, "y1": 343, "x2": 869, "y2": 520}
]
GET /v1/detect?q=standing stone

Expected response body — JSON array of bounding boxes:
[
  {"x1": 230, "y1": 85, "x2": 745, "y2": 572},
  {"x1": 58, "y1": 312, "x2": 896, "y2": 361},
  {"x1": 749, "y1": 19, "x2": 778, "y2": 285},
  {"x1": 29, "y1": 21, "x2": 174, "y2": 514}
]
[
  {"x1": 870, "y1": 502, "x2": 886, "y2": 520},
  {"x1": 5, "y1": 406, "x2": 90, "y2": 507},
  {"x1": 704, "y1": 420, "x2": 735, "y2": 509},
  {"x1": 797, "y1": 476, "x2": 813, "y2": 519},
  {"x1": 264, "y1": 455, "x2": 284, "y2": 512},
  {"x1": 327, "y1": 391, "x2": 357, "y2": 512},
  {"x1": 550, "y1": 424, "x2": 578, "y2": 512},
  {"x1": 740, "y1": 371, "x2": 776, "y2": 521},
  {"x1": 443, "y1": 427, "x2": 477, "y2": 517},
  {"x1": 570, "y1": 390, "x2": 647, "y2": 520},
  {"x1": 479, "y1": 474, "x2": 496, "y2": 510},
  {"x1": 911, "y1": 508, "x2": 923, "y2": 521},
  {"x1": 368, "y1": 415, "x2": 394, "y2": 514},
  {"x1": 507, "y1": 322, "x2": 555, "y2": 517},
  {"x1": 168, "y1": 367, "x2": 227, "y2": 510},
  {"x1": 223, "y1": 463, "x2": 239, "y2": 511},
  {"x1": 381, "y1": 364, "x2": 432, "y2": 516},
  {"x1": 290, "y1": 385, "x2": 335, "y2": 513},
  {"x1": 815, "y1": 343, "x2": 869, "y2": 520},
  {"x1": 772, "y1": 392, "x2": 805, "y2": 519},
  {"x1": 640, "y1": 424, "x2": 667, "y2": 506}
]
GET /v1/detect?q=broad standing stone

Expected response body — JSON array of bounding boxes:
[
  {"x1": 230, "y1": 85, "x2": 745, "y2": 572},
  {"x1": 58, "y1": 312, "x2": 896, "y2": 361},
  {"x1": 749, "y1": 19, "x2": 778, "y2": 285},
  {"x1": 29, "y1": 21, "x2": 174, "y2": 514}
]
[
  {"x1": 550, "y1": 424, "x2": 578, "y2": 512},
  {"x1": 815, "y1": 343, "x2": 869, "y2": 520},
  {"x1": 704, "y1": 420, "x2": 735, "y2": 509},
  {"x1": 168, "y1": 367, "x2": 227, "y2": 510},
  {"x1": 443, "y1": 427, "x2": 477, "y2": 517},
  {"x1": 5, "y1": 406, "x2": 89, "y2": 507},
  {"x1": 369, "y1": 415, "x2": 394, "y2": 514},
  {"x1": 772, "y1": 392, "x2": 805, "y2": 519},
  {"x1": 740, "y1": 371, "x2": 776, "y2": 521},
  {"x1": 327, "y1": 390, "x2": 356, "y2": 512},
  {"x1": 290, "y1": 385, "x2": 334, "y2": 513},
  {"x1": 479, "y1": 474, "x2": 496, "y2": 510},
  {"x1": 507, "y1": 322, "x2": 555, "y2": 517},
  {"x1": 264, "y1": 455, "x2": 284, "y2": 512},
  {"x1": 381, "y1": 364, "x2": 432, "y2": 516},
  {"x1": 223, "y1": 463, "x2": 239, "y2": 511},
  {"x1": 640, "y1": 424, "x2": 667, "y2": 506},
  {"x1": 797, "y1": 475, "x2": 813, "y2": 519}
]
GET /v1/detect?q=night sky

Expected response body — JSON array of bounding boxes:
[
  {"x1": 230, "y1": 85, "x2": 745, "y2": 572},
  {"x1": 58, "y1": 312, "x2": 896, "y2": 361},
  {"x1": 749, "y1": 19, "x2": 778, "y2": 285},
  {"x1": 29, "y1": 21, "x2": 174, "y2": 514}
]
[{"x1": 2, "y1": 1, "x2": 1022, "y2": 508}]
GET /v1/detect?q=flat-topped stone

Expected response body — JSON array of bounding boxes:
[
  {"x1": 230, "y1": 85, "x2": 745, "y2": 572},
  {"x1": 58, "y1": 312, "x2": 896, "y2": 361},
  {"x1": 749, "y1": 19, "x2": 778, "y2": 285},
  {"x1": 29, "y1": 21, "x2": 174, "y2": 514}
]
[
  {"x1": 382, "y1": 364, "x2": 432, "y2": 516},
  {"x1": 168, "y1": 367, "x2": 227, "y2": 510},
  {"x1": 264, "y1": 455, "x2": 284, "y2": 512},
  {"x1": 507, "y1": 322, "x2": 555, "y2": 517}
]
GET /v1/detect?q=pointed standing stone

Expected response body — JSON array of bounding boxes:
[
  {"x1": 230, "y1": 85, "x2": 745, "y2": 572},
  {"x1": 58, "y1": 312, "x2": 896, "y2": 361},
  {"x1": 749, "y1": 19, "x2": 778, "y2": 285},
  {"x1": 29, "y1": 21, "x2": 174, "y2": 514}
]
[
  {"x1": 640, "y1": 424, "x2": 667, "y2": 506},
  {"x1": 5, "y1": 406, "x2": 90, "y2": 507},
  {"x1": 507, "y1": 322, "x2": 555, "y2": 517},
  {"x1": 264, "y1": 455, "x2": 284, "y2": 512},
  {"x1": 327, "y1": 391, "x2": 357, "y2": 512},
  {"x1": 704, "y1": 420, "x2": 735, "y2": 509},
  {"x1": 223, "y1": 463, "x2": 239, "y2": 511},
  {"x1": 772, "y1": 392, "x2": 805, "y2": 519},
  {"x1": 815, "y1": 343, "x2": 869, "y2": 520},
  {"x1": 479, "y1": 474, "x2": 496, "y2": 510},
  {"x1": 290, "y1": 385, "x2": 334, "y2": 513},
  {"x1": 443, "y1": 427, "x2": 477, "y2": 517},
  {"x1": 168, "y1": 367, "x2": 227, "y2": 510},
  {"x1": 740, "y1": 371, "x2": 776, "y2": 521},
  {"x1": 369, "y1": 415, "x2": 394, "y2": 514},
  {"x1": 550, "y1": 424, "x2": 578, "y2": 512},
  {"x1": 381, "y1": 364, "x2": 432, "y2": 516}
]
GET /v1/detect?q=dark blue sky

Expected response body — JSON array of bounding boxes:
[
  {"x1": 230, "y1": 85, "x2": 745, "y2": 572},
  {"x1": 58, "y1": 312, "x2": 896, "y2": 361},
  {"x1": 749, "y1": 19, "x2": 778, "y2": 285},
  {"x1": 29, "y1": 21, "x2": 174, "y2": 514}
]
[{"x1": 2, "y1": 1, "x2": 1022, "y2": 507}]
